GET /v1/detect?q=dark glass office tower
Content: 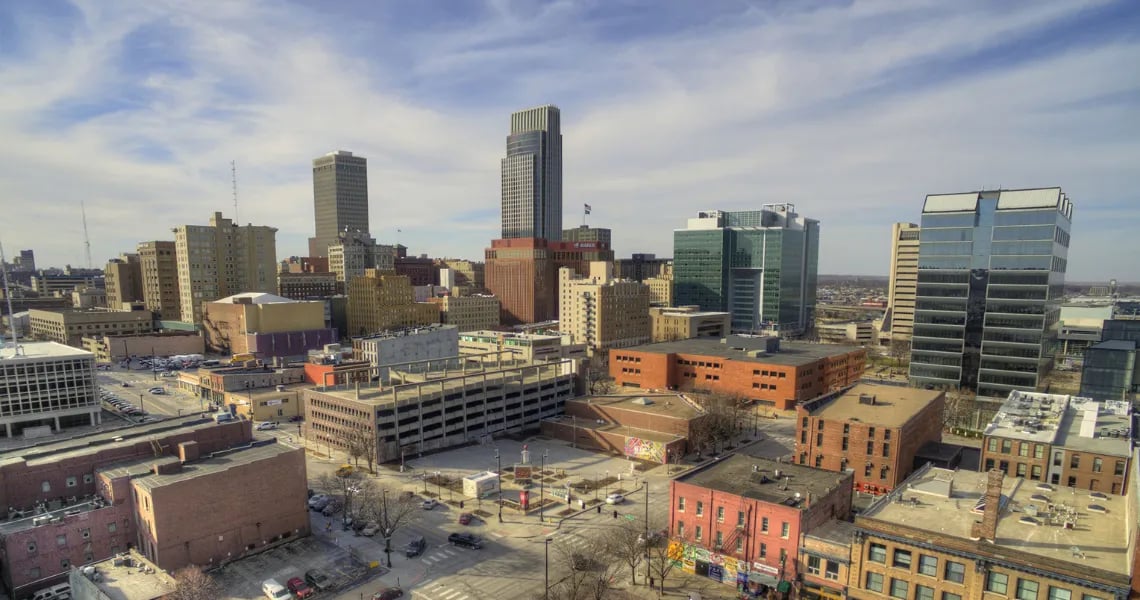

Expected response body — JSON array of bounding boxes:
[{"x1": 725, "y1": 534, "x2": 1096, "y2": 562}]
[
  {"x1": 674, "y1": 205, "x2": 819, "y2": 335},
  {"x1": 501, "y1": 105, "x2": 562, "y2": 240},
  {"x1": 909, "y1": 188, "x2": 1074, "y2": 397}
]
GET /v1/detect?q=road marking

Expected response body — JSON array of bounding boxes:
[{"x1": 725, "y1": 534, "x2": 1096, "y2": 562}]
[
  {"x1": 439, "y1": 591, "x2": 463, "y2": 600},
  {"x1": 422, "y1": 556, "x2": 436, "y2": 564},
  {"x1": 442, "y1": 548, "x2": 457, "y2": 556}
]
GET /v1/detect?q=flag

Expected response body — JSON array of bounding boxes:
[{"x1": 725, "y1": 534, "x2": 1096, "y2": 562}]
[{"x1": 584, "y1": 204, "x2": 592, "y2": 214}]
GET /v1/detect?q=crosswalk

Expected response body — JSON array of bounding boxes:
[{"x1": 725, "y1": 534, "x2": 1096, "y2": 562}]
[
  {"x1": 420, "y1": 545, "x2": 463, "y2": 566},
  {"x1": 414, "y1": 580, "x2": 473, "y2": 600},
  {"x1": 413, "y1": 575, "x2": 539, "y2": 600}
]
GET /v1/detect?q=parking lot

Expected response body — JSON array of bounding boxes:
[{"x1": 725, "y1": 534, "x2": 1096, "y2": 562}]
[{"x1": 212, "y1": 533, "x2": 378, "y2": 600}]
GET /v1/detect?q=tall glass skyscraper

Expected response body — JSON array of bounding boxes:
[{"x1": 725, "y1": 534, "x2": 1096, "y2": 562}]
[
  {"x1": 908, "y1": 188, "x2": 1073, "y2": 397},
  {"x1": 673, "y1": 205, "x2": 819, "y2": 335},
  {"x1": 501, "y1": 105, "x2": 562, "y2": 241}
]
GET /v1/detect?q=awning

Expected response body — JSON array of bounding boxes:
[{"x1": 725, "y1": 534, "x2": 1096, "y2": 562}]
[
  {"x1": 777, "y1": 581, "x2": 792, "y2": 593},
  {"x1": 747, "y1": 572, "x2": 779, "y2": 586}
]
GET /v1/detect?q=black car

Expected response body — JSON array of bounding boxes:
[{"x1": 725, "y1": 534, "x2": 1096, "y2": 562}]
[
  {"x1": 447, "y1": 533, "x2": 482, "y2": 549},
  {"x1": 304, "y1": 569, "x2": 333, "y2": 592},
  {"x1": 404, "y1": 536, "x2": 426, "y2": 558}
]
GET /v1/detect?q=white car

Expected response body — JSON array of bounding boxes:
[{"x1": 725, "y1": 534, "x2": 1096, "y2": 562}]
[
  {"x1": 605, "y1": 493, "x2": 625, "y2": 505},
  {"x1": 421, "y1": 498, "x2": 439, "y2": 510},
  {"x1": 256, "y1": 422, "x2": 278, "y2": 431}
]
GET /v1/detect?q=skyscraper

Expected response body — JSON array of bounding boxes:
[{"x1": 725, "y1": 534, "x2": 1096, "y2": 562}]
[
  {"x1": 103, "y1": 253, "x2": 143, "y2": 309},
  {"x1": 908, "y1": 188, "x2": 1073, "y2": 397},
  {"x1": 501, "y1": 105, "x2": 562, "y2": 240},
  {"x1": 886, "y1": 222, "x2": 920, "y2": 341},
  {"x1": 137, "y1": 241, "x2": 181, "y2": 320},
  {"x1": 311, "y1": 150, "x2": 369, "y2": 257},
  {"x1": 673, "y1": 205, "x2": 819, "y2": 335},
  {"x1": 174, "y1": 212, "x2": 278, "y2": 324}
]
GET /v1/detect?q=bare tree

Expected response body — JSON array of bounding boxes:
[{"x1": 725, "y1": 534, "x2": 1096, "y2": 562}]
[
  {"x1": 690, "y1": 394, "x2": 741, "y2": 455},
  {"x1": 355, "y1": 481, "x2": 422, "y2": 568},
  {"x1": 942, "y1": 386, "x2": 978, "y2": 430},
  {"x1": 887, "y1": 338, "x2": 911, "y2": 367},
  {"x1": 646, "y1": 535, "x2": 679, "y2": 594},
  {"x1": 314, "y1": 470, "x2": 370, "y2": 531},
  {"x1": 548, "y1": 530, "x2": 621, "y2": 600},
  {"x1": 587, "y1": 353, "x2": 615, "y2": 395},
  {"x1": 168, "y1": 565, "x2": 221, "y2": 600},
  {"x1": 599, "y1": 519, "x2": 645, "y2": 586}
]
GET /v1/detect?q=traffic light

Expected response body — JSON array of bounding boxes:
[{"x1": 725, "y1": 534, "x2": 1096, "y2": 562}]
[{"x1": 613, "y1": 510, "x2": 618, "y2": 519}]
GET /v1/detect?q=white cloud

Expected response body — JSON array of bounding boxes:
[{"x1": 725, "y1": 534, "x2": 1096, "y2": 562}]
[{"x1": 0, "y1": 0, "x2": 1137, "y2": 281}]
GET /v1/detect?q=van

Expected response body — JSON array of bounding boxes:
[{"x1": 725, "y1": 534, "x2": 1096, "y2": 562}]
[
  {"x1": 405, "y1": 535, "x2": 426, "y2": 557},
  {"x1": 214, "y1": 412, "x2": 235, "y2": 423},
  {"x1": 262, "y1": 578, "x2": 290, "y2": 600},
  {"x1": 31, "y1": 583, "x2": 71, "y2": 600}
]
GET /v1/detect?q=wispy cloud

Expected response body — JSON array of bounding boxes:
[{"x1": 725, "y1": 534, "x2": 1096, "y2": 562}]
[{"x1": 0, "y1": 0, "x2": 1137, "y2": 280}]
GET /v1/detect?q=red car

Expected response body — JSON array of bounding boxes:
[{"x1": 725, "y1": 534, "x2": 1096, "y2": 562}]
[
  {"x1": 287, "y1": 577, "x2": 314, "y2": 599},
  {"x1": 458, "y1": 512, "x2": 474, "y2": 525},
  {"x1": 373, "y1": 588, "x2": 403, "y2": 600}
]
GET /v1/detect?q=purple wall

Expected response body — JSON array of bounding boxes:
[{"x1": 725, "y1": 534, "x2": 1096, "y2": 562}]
[{"x1": 247, "y1": 329, "x2": 338, "y2": 359}]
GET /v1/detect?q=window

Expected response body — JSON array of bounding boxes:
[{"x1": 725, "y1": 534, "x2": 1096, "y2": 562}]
[
  {"x1": 737, "y1": 511, "x2": 745, "y2": 527},
  {"x1": 780, "y1": 522, "x2": 790, "y2": 538},
  {"x1": 677, "y1": 522, "x2": 685, "y2": 538},
  {"x1": 884, "y1": 430, "x2": 891, "y2": 440},
  {"x1": 56, "y1": 534, "x2": 66, "y2": 547},
  {"x1": 1080, "y1": 595, "x2": 1105, "y2": 600},
  {"x1": 841, "y1": 438, "x2": 849, "y2": 451},
  {"x1": 917, "y1": 554, "x2": 937, "y2": 576},
  {"x1": 865, "y1": 463, "x2": 873, "y2": 477},
  {"x1": 1019, "y1": 443, "x2": 1029, "y2": 457},
  {"x1": 1002, "y1": 439, "x2": 1012, "y2": 453},
  {"x1": 816, "y1": 433, "x2": 824, "y2": 446},
  {"x1": 865, "y1": 572, "x2": 884, "y2": 592},
  {"x1": 716, "y1": 506, "x2": 725, "y2": 522},
  {"x1": 882, "y1": 443, "x2": 890, "y2": 457},
  {"x1": 1016, "y1": 578, "x2": 1039, "y2": 600},
  {"x1": 916, "y1": 585, "x2": 935, "y2": 600},
  {"x1": 108, "y1": 522, "x2": 117, "y2": 533},
  {"x1": 715, "y1": 531, "x2": 723, "y2": 547},
  {"x1": 892, "y1": 549, "x2": 912, "y2": 569},
  {"x1": 1092, "y1": 458, "x2": 1102, "y2": 473},
  {"x1": 761, "y1": 517, "x2": 769, "y2": 533},
  {"x1": 988, "y1": 438, "x2": 999, "y2": 452},
  {"x1": 1017, "y1": 463, "x2": 1027, "y2": 477},
  {"x1": 867, "y1": 441, "x2": 875, "y2": 454},
  {"x1": 943, "y1": 593, "x2": 963, "y2": 600},
  {"x1": 695, "y1": 526, "x2": 703, "y2": 541},
  {"x1": 1116, "y1": 461, "x2": 1126, "y2": 476},
  {"x1": 1070, "y1": 455, "x2": 1080, "y2": 469},
  {"x1": 890, "y1": 578, "x2": 908, "y2": 599},
  {"x1": 815, "y1": 455, "x2": 823, "y2": 468},
  {"x1": 825, "y1": 560, "x2": 839, "y2": 580},
  {"x1": 1068, "y1": 476, "x2": 1077, "y2": 487},
  {"x1": 868, "y1": 543, "x2": 887, "y2": 563},
  {"x1": 735, "y1": 537, "x2": 744, "y2": 552},
  {"x1": 1053, "y1": 452, "x2": 1062, "y2": 467},
  {"x1": 868, "y1": 427, "x2": 876, "y2": 438},
  {"x1": 1034, "y1": 445, "x2": 1045, "y2": 459},
  {"x1": 807, "y1": 555, "x2": 822, "y2": 575},
  {"x1": 1031, "y1": 465, "x2": 1043, "y2": 480},
  {"x1": 944, "y1": 560, "x2": 965, "y2": 583},
  {"x1": 66, "y1": 476, "x2": 78, "y2": 487},
  {"x1": 759, "y1": 543, "x2": 767, "y2": 558},
  {"x1": 677, "y1": 497, "x2": 685, "y2": 511},
  {"x1": 986, "y1": 572, "x2": 1009, "y2": 594},
  {"x1": 41, "y1": 481, "x2": 51, "y2": 493},
  {"x1": 695, "y1": 501, "x2": 704, "y2": 516},
  {"x1": 27, "y1": 567, "x2": 40, "y2": 579},
  {"x1": 1047, "y1": 588, "x2": 1072, "y2": 600}
]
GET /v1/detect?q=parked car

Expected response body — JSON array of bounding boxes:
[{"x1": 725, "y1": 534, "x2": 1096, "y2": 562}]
[
  {"x1": 288, "y1": 415, "x2": 304, "y2": 422},
  {"x1": 150, "y1": 389, "x2": 166, "y2": 395},
  {"x1": 605, "y1": 493, "x2": 625, "y2": 505},
  {"x1": 307, "y1": 494, "x2": 329, "y2": 510},
  {"x1": 286, "y1": 577, "x2": 314, "y2": 599},
  {"x1": 255, "y1": 422, "x2": 278, "y2": 431},
  {"x1": 351, "y1": 519, "x2": 368, "y2": 533},
  {"x1": 361, "y1": 522, "x2": 381, "y2": 537},
  {"x1": 121, "y1": 382, "x2": 131, "y2": 387},
  {"x1": 321, "y1": 499, "x2": 342, "y2": 516},
  {"x1": 447, "y1": 533, "x2": 482, "y2": 549},
  {"x1": 458, "y1": 512, "x2": 474, "y2": 525},
  {"x1": 261, "y1": 579, "x2": 290, "y2": 600},
  {"x1": 147, "y1": 387, "x2": 163, "y2": 393},
  {"x1": 421, "y1": 498, "x2": 439, "y2": 510},
  {"x1": 372, "y1": 588, "x2": 403, "y2": 600},
  {"x1": 304, "y1": 570, "x2": 333, "y2": 592}
]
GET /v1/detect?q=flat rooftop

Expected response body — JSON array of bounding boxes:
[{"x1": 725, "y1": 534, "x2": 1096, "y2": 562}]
[
  {"x1": 807, "y1": 383, "x2": 942, "y2": 428},
  {"x1": 678, "y1": 454, "x2": 849, "y2": 507},
  {"x1": 568, "y1": 394, "x2": 700, "y2": 420},
  {"x1": 983, "y1": 391, "x2": 1132, "y2": 456},
  {"x1": 805, "y1": 518, "x2": 856, "y2": 548},
  {"x1": 77, "y1": 552, "x2": 176, "y2": 600},
  {"x1": 0, "y1": 341, "x2": 92, "y2": 360},
  {"x1": 313, "y1": 361, "x2": 572, "y2": 406},
  {"x1": 622, "y1": 338, "x2": 859, "y2": 366},
  {"x1": 133, "y1": 440, "x2": 297, "y2": 491},
  {"x1": 860, "y1": 467, "x2": 1132, "y2": 576}
]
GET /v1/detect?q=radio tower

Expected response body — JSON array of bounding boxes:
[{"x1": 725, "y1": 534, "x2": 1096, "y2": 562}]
[
  {"x1": 232, "y1": 160, "x2": 239, "y2": 224},
  {"x1": 0, "y1": 238, "x2": 19, "y2": 346},
  {"x1": 81, "y1": 200, "x2": 93, "y2": 269}
]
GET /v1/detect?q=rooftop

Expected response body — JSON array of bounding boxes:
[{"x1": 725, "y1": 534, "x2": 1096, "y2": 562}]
[
  {"x1": 566, "y1": 394, "x2": 700, "y2": 420},
  {"x1": 1091, "y1": 339, "x2": 1137, "y2": 352},
  {"x1": 355, "y1": 324, "x2": 457, "y2": 341},
  {"x1": 621, "y1": 337, "x2": 859, "y2": 366},
  {"x1": 72, "y1": 552, "x2": 176, "y2": 600},
  {"x1": 805, "y1": 518, "x2": 856, "y2": 547},
  {"x1": 678, "y1": 454, "x2": 850, "y2": 507},
  {"x1": 0, "y1": 341, "x2": 92, "y2": 361},
  {"x1": 213, "y1": 292, "x2": 296, "y2": 304},
  {"x1": 133, "y1": 440, "x2": 297, "y2": 491},
  {"x1": 983, "y1": 391, "x2": 1132, "y2": 455},
  {"x1": 462, "y1": 330, "x2": 564, "y2": 342},
  {"x1": 860, "y1": 466, "x2": 1132, "y2": 577},
  {"x1": 805, "y1": 383, "x2": 943, "y2": 428}
]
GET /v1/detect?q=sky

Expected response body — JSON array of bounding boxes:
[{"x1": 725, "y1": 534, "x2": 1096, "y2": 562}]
[{"x1": 1, "y1": 0, "x2": 1138, "y2": 281}]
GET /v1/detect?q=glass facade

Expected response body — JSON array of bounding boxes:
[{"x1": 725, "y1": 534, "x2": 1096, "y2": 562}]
[
  {"x1": 910, "y1": 190, "x2": 1071, "y2": 397},
  {"x1": 674, "y1": 229, "x2": 728, "y2": 312},
  {"x1": 501, "y1": 106, "x2": 562, "y2": 241}
]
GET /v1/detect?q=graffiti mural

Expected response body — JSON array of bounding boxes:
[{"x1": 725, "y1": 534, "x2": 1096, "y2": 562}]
[{"x1": 624, "y1": 436, "x2": 667, "y2": 463}]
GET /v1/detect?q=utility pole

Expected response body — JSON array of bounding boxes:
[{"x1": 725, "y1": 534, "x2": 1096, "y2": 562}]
[
  {"x1": 544, "y1": 538, "x2": 551, "y2": 600},
  {"x1": 495, "y1": 450, "x2": 503, "y2": 523},
  {"x1": 0, "y1": 238, "x2": 18, "y2": 347},
  {"x1": 539, "y1": 449, "x2": 547, "y2": 522},
  {"x1": 644, "y1": 481, "x2": 651, "y2": 586}
]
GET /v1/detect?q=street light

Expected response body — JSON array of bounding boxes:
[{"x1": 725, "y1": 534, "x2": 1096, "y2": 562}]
[
  {"x1": 382, "y1": 489, "x2": 393, "y2": 568},
  {"x1": 539, "y1": 449, "x2": 548, "y2": 523},
  {"x1": 343, "y1": 485, "x2": 360, "y2": 531},
  {"x1": 544, "y1": 537, "x2": 552, "y2": 600},
  {"x1": 495, "y1": 450, "x2": 503, "y2": 523},
  {"x1": 433, "y1": 471, "x2": 442, "y2": 500},
  {"x1": 643, "y1": 481, "x2": 650, "y2": 586}
]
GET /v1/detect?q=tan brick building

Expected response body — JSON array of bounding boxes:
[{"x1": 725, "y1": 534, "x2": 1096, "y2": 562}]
[
  {"x1": 850, "y1": 466, "x2": 1133, "y2": 600},
  {"x1": 795, "y1": 384, "x2": 944, "y2": 495},
  {"x1": 798, "y1": 519, "x2": 853, "y2": 600},
  {"x1": 649, "y1": 306, "x2": 731, "y2": 342},
  {"x1": 609, "y1": 336, "x2": 865, "y2": 410},
  {"x1": 28, "y1": 308, "x2": 154, "y2": 347},
  {"x1": 81, "y1": 331, "x2": 205, "y2": 363},
  {"x1": 432, "y1": 294, "x2": 501, "y2": 332},
  {"x1": 346, "y1": 270, "x2": 439, "y2": 337},
  {"x1": 557, "y1": 263, "x2": 650, "y2": 355},
  {"x1": 979, "y1": 391, "x2": 1131, "y2": 494},
  {"x1": 885, "y1": 222, "x2": 919, "y2": 342},
  {"x1": 103, "y1": 254, "x2": 143, "y2": 309},
  {"x1": 174, "y1": 212, "x2": 278, "y2": 324},
  {"x1": 201, "y1": 292, "x2": 334, "y2": 357},
  {"x1": 458, "y1": 330, "x2": 586, "y2": 362},
  {"x1": 644, "y1": 276, "x2": 673, "y2": 306},
  {"x1": 137, "y1": 241, "x2": 181, "y2": 320},
  {"x1": 277, "y1": 271, "x2": 340, "y2": 299}
]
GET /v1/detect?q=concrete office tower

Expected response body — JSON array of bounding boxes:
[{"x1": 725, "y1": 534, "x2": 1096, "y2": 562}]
[
  {"x1": 137, "y1": 241, "x2": 181, "y2": 320},
  {"x1": 103, "y1": 253, "x2": 144, "y2": 309},
  {"x1": 311, "y1": 150, "x2": 369, "y2": 257},
  {"x1": 673, "y1": 205, "x2": 820, "y2": 336},
  {"x1": 0, "y1": 341, "x2": 100, "y2": 437},
  {"x1": 328, "y1": 231, "x2": 396, "y2": 287},
  {"x1": 501, "y1": 105, "x2": 562, "y2": 240},
  {"x1": 558, "y1": 262, "x2": 651, "y2": 355},
  {"x1": 13, "y1": 249, "x2": 35, "y2": 271},
  {"x1": 562, "y1": 225, "x2": 611, "y2": 246},
  {"x1": 909, "y1": 188, "x2": 1073, "y2": 397},
  {"x1": 174, "y1": 212, "x2": 278, "y2": 324},
  {"x1": 886, "y1": 223, "x2": 920, "y2": 341}
]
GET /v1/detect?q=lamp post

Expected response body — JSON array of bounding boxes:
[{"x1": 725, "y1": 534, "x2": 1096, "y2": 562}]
[
  {"x1": 604, "y1": 470, "x2": 610, "y2": 496},
  {"x1": 594, "y1": 473, "x2": 599, "y2": 501},
  {"x1": 539, "y1": 449, "x2": 548, "y2": 522},
  {"x1": 495, "y1": 450, "x2": 503, "y2": 523},
  {"x1": 382, "y1": 489, "x2": 392, "y2": 568},
  {"x1": 544, "y1": 537, "x2": 552, "y2": 600},
  {"x1": 643, "y1": 481, "x2": 651, "y2": 586},
  {"x1": 434, "y1": 471, "x2": 442, "y2": 500},
  {"x1": 137, "y1": 392, "x2": 145, "y2": 415}
]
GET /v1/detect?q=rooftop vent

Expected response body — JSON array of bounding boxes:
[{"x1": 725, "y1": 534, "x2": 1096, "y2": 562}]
[
  {"x1": 1019, "y1": 516, "x2": 1042, "y2": 526},
  {"x1": 1089, "y1": 492, "x2": 1108, "y2": 501},
  {"x1": 631, "y1": 397, "x2": 654, "y2": 406},
  {"x1": 1088, "y1": 504, "x2": 1108, "y2": 514},
  {"x1": 858, "y1": 394, "x2": 877, "y2": 406},
  {"x1": 1036, "y1": 483, "x2": 1054, "y2": 492}
]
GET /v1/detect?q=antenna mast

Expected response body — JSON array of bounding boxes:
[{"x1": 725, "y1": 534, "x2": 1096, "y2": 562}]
[
  {"x1": 81, "y1": 200, "x2": 93, "y2": 269},
  {"x1": 232, "y1": 160, "x2": 239, "y2": 224},
  {"x1": 0, "y1": 238, "x2": 19, "y2": 347}
]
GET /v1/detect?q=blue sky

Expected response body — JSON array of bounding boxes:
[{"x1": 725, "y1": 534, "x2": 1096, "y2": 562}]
[{"x1": 1, "y1": 0, "x2": 1138, "y2": 280}]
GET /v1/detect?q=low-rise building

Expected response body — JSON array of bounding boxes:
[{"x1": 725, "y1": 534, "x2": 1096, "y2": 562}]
[
  {"x1": 979, "y1": 391, "x2": 1131, "y2": 494},
  {"x1": 182, "y1": 364, "x2": 306, "y2": 408},
  {"x1": 849, "y1": 466, "x2": 1133, "y2": 600},
  {"x1": 351, "y1": 325, "x2": 459, "y2": 372},
  {"x1": 276, "y1": 271, "x2": 340, "y2": 299},
  {"x1": 610, "y1": 336, "x2": 866, "y2": 410},
  {"x1": 649, "y1": 306, "x2": 731, "y2": 342},
  {"x1": 71, "y1": 287, "x2": 108, "y2": 309},
  {"x1": 68, "y1": 552, "x2": 176, "y2": 600},
  {"x1": 458, "y1": 330, "x2": 586, "y2": 362},
  {"x1": 80, "y1": 331, "x2": 205, "y2": 363},
  {"x1": 0, "y1": 342, "x2": 101, "y2": 438},
  {"x1": 669, "y1": 455, "x2": 853, "y2": 595},
  {"x1": 798, "y1": 519, "x2": 854, "y2": 600},
  {"x1": 816, "y1": 321, "x2": 874, "y2": 346},
  {"x1": 201, "y1": 292, "x2": 337, "y2": 358},
  {"x1": 795, "y1": 384, "x2": 945, "y2": 495},
  {"x1": 540, "y1": 395, "x2": 698, "y2": 463},
  {"x1": 432, "y1": 295, "x2": 501, "y2": 332},
  {"x1": 28, "y1": 308, "x2": 154, "y2": 347}
]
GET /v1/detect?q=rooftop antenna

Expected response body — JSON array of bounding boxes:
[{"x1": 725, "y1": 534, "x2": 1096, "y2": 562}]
[
  {"x1": 231, "y1": 160, "x2": 239, "y2": 224},
  {"x1": 81, "y1": 200, "x2": 93, "y2": 269},
  {"x1": 0, "y1": 237, "x2": 19, "y2": 347}
]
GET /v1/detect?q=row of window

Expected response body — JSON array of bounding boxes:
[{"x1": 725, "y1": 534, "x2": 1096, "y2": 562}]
[
  {"x1": 752, "y1": 369, "x2": 788, "y2": 378},
  {"x1": 677, "y1": 359, "x2": 723, "y2": 368},
  {"x1": 675, "y1": 499, "x2": 791, "y2": 536}
]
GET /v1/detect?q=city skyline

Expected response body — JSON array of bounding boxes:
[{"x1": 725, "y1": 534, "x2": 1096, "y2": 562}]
[{"x1": 1, "y1": 2, "x2": 1138, "y2": 279}]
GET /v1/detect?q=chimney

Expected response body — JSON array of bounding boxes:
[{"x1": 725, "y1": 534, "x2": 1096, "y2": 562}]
[
  {"x1": 178, "y1": 441, "x2": 200, "y2": 463},
  {"x1": 970, "y1": 469, "x2": 1004, "y2": 541}
]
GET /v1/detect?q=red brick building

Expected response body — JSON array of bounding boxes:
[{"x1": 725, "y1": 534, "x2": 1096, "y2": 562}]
[
  {"x1": 540, "y1": 395, "x2": 700, "y2": 463},
  {"x1": 485, "y1": 237, "x2": 616, "y2": 326},
  {"x1": 609, "y1": 336, "x2": 866, "y2": 410},
  {"x1": 669, "y1": 455, "x2": 852, "y2": 594},
  {"x1": 794, "y1": 383, "x2": 944, "y2": 495}
]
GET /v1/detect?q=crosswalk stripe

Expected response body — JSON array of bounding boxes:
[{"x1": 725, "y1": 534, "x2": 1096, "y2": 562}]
[
  {"x1": 440, "y1": 590, "x2": 463, "y2": 600},
  {"x1": 422, "y1": 556, "x2": 436, "y2": 564}
]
